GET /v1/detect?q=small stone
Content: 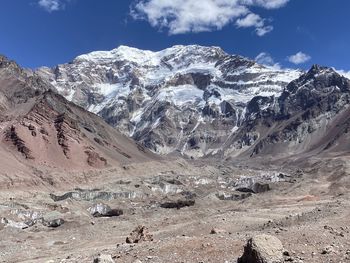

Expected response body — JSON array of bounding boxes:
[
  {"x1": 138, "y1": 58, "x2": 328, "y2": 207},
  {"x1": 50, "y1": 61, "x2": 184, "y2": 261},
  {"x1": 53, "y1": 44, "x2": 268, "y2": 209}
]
[
  {"x1": 321, "y1": 245, "x2": 335, "y2": 255},
  {"x1": 210, "y1": 228, "x2": 218, "y2": 234}
]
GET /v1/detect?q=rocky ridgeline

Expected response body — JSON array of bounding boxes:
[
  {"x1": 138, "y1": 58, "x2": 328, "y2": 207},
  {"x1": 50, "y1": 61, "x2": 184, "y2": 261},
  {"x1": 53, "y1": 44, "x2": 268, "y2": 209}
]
[
  {"x1": 36, "y1": 45, "x2": 302, "y2": 157},
  {"x1": 36, "y1": 46, "x2": 350, "y2": 160}
]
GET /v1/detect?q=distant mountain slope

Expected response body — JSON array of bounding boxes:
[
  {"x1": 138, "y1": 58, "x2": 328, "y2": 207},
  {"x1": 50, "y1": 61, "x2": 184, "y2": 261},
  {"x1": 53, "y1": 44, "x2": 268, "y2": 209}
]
[
  {"x1": 37, "y1": 45, "x2": 301, "y2": 157},
  {"x1": 0, "y1": 55, "x2": 156, "y2": 175},
  {"x1": 222, "y1": 65, "x2": 350, "y2": 159}
]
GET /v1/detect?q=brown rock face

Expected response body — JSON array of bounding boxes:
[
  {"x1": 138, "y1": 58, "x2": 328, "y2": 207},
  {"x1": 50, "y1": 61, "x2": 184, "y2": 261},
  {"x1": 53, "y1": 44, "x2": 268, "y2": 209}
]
[
  {"x1": 4, "y1": 126, "x2": 33, "y2": 159},
  {"x1": 238, "y1": 234, "x2": 284, "y2": 263},
  {"x1": 0, "y1": 54, "x2": 158, "y2": 189}
]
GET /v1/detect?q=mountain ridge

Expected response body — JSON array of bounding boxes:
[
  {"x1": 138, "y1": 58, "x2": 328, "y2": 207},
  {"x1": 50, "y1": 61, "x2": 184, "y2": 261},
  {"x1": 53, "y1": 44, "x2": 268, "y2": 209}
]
[
  {"x1": 36, "y1": 45, "x2": 305, "y2": 158},
  {"x1": 0, "y1": 55, "x2": 158, "y2": 187}
]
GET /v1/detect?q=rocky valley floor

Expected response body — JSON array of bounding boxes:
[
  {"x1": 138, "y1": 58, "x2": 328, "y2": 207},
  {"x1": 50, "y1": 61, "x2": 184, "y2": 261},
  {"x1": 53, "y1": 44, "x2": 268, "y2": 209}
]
[{"x1": 0, "y1": 157, "x2": 350, "y2": 263}]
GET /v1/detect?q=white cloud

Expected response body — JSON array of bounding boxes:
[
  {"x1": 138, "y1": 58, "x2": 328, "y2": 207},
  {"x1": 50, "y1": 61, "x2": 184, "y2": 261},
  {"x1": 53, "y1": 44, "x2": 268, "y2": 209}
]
[
  {"x1": 255, "y1": 25, "x2": 273, "y2": 36},
  {"x1": 241, "y1": 0, "x2": 290, "y2": 9},
  {"x1": 236, "y1": 13, "x2": 263, "y2": 28},
  {"x1": 38, "y1": 0, "x2": 64, "y2": 12},
  {"x1": 255, "y1": 52, "x2": 274, "y2": 65},
  {"x1": 236, "y1": 13, "x2": 273, "y2": 36},
  {"x1": 255, "y1": 52, "x2": 280, "y2": 69},
  {"x1": 335, "y1": 69, "x2": 350, "y2": 79},
  {"x1": 287, "y1": 52, "x2": 311, "y2": 64},
  {"x1": 131, "y1": 0, "x2": 290, "y2": 35}
]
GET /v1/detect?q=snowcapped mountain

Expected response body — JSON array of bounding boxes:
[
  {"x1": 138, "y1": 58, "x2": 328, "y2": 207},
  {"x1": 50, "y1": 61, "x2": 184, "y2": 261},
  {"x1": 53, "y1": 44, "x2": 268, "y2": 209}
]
[
  {"x1": 37, "y1": 45, "x2": 302, "y2": 157},
  {"x1": 223, "y1": 65, "x2": 350, "y2": 159}
]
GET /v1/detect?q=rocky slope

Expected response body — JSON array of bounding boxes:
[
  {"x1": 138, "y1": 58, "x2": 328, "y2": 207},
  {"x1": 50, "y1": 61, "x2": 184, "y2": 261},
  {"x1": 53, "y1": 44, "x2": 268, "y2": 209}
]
[
  {"x1": 222, "y1": 65, "x2": 350, "y2": 159},
  {"x1": 0, "y1": 55, "x2": 157, "y2": 184},
  {"x1": 37, "y1": 45, "x2": 301, "y2": 157}
]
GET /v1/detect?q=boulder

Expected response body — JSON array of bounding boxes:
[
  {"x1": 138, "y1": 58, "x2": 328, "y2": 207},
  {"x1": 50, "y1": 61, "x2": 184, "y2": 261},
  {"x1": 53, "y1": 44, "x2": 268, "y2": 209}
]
[
  {"x1": 46, "y1": 218, "x2": 65, "y2": 228},
  {"x1": 42, "y1": 211, "x2": 65, "y2": 228},
  {"x1": 160, "y1": 199, "x2": 195, "y2": 209},
  {"x1": 236, "y1": 182, "x2": 270, "y2": 194},
  {"x1": 88, "y1": 203, "x2": 123, "y2": 217},
  {"x1": 1, "y1": 217, "x2": 31, "y2": 229},
  {"x1": 238, "y1": 234, "x2": 284, "y2": 263},
  {"x1": 93, "y1": 254, "x2": 114, "y2": 263},
  {"x1": 126, "y1": 225, "x2": 153, "y2": 244}
]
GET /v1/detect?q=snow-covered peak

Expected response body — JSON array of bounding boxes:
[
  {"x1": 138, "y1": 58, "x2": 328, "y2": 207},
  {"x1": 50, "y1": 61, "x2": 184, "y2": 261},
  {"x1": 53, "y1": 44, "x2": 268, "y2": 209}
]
[
  {"x1": 74, "y1": 44, "x2": 229, "y2": 67},
  {"x1": 75, "y1": 45, "x2": 156, "y2": 65},
  {"x1": 37, "y1": 44, "x2": 304, "y2": 156},
  {"x1": 160, "y1": 44, "x2": 226, "y2": 56}
]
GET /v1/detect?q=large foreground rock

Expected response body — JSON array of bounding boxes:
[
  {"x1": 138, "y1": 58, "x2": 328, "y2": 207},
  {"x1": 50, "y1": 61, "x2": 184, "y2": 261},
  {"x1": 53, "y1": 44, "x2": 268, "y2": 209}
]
[{"x1": 238, "y1": 234, "x2": 284, "y2": 263}]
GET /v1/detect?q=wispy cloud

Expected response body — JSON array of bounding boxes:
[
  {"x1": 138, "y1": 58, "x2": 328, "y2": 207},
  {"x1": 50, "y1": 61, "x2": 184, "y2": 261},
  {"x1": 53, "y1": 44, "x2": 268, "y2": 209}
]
[
  {"x1": 131, "y1": 0, "x2": 290, "y2": 35},
  {"x1": 236, "y1": 13, "x2": 264, "y2": 28},
  {"x1": 38, "y1": 0, "x2": 65, "y2": 12},
  {"x1": 255, "y1": 52, "x2": 281, "y2": 69},
  {"x1": 235, "y1": 13, "x2": 272, "y2": 36},
  {"x1": 287, "y1": 52, "x2": 311, "y2": 64},
  {"x1": 255, "y1": 25, "x2": 273, "y2": 36},
  {"x1": 242, "y1": 0, "x2": 290, "y2": 9}
]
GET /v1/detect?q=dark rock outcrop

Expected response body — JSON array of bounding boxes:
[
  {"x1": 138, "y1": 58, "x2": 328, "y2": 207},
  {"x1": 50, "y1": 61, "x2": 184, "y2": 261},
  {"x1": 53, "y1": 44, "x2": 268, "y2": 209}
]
[
  {"x1": 236, "y1": 182, "x2": 270, "y2": 194},
  {"x1": 126, "y1": 225, "x2": 153, "y2": 244},
  {"x1": 4, "y1": 126, "x2": 33, "y2": 159},
  {"x1": 160, "y1": 199, "x2": 195, "y2": 209}
]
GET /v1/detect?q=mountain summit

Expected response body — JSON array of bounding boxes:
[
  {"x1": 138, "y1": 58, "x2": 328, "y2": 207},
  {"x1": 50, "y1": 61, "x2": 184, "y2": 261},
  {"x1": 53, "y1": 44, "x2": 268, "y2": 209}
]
[{"x1": 37, "y1": 45, "x2": 302, "y2": 157}]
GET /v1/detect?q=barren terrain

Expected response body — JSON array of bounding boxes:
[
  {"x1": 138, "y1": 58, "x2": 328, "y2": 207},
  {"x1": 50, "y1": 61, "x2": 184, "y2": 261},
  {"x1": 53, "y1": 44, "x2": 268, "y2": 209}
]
[{"x1": 1, "y1": 156, "x2": 349, "y2": 263}]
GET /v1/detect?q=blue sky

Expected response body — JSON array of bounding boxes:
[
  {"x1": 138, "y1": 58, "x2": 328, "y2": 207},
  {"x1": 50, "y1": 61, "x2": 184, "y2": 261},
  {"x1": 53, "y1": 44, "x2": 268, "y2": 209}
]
[{"x1": 1, "y1": 0, "x2": 349, "y2": 74}]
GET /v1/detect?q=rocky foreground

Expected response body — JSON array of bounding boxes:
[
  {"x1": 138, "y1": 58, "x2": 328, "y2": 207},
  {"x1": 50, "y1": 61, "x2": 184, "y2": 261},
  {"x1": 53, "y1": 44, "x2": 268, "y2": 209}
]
[{"x1": 1, "y1": 157, "x2": 349, "y2": 263}]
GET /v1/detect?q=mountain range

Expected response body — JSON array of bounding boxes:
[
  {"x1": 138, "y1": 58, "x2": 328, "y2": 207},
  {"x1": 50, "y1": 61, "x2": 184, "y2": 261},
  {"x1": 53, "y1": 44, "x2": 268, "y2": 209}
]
[
  {"x1": 35, "y1": 45, "x2": 350, "y2": 160},
  {"x1": 2, "y1": 45, "x2": 350, "y2": 263}
]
